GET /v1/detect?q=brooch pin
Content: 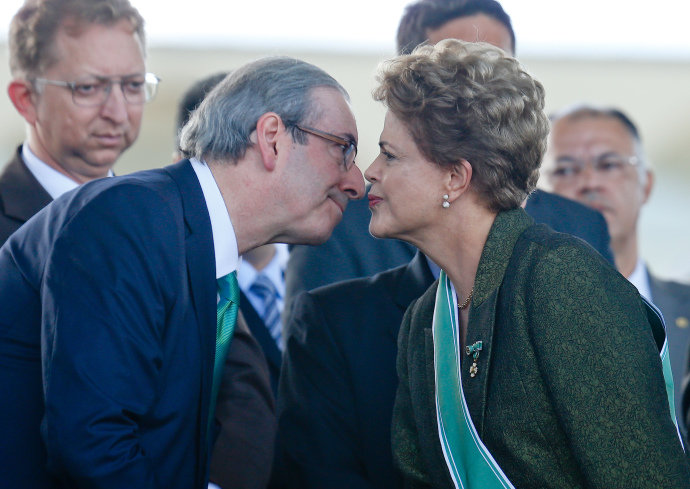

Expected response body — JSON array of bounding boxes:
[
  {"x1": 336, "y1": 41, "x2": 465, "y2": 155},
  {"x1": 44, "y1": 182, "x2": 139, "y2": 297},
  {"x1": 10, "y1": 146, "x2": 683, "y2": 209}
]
[{"x1": 466, "y1": 341, "x2": 483, "y2": 378}]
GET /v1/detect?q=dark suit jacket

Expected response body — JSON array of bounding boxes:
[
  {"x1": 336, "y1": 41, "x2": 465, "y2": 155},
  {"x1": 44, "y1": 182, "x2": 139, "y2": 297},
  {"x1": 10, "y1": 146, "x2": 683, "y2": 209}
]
[
  {"x1": 0, "y1": 160, "x2": 274, "y2": 489},
  {"x1": 239, "y1": 290, "x2": 282, "y2": 396},
  {"x1": 524, "y1": 189, "x2": 613, "y2": 263},
  {"x1": 283, "y1": 188, "x2": 612, "y2": 319},
  {"x1": 0, "y1": 146, "x2": 52, "y2": 245},
  {"x1": 394, "y1": 209, "x2": 689, "y2": 488},
  {"x1": 275, "y1": 252, "x2": 434, "y2": 489}
]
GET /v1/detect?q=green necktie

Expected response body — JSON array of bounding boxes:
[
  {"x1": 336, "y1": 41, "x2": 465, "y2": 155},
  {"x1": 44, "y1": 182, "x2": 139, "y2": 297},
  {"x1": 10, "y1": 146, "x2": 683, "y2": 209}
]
[{"x1": 209, "y1": 271, "x2": 239, "y2": 436}]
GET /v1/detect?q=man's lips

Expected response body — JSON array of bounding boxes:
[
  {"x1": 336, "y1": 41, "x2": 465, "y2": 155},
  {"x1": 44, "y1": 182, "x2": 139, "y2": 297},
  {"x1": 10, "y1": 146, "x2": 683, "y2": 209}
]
[
  {"x1": 329, "y1": 196, "x2": 346, "y2": 213},
  {"x1": 368, "y1": 195, "x2": 383, "y2": 208},
  {"x1": 94, "y1": 133, "x2": 125, "y2": 146}
]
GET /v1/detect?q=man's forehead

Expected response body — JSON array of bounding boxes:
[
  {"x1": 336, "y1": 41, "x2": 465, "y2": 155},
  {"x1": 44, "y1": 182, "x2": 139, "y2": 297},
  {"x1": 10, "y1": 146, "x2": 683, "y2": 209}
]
[
  {"x1": 427, "y1": 14, "x2": 514, "y2": 55},
  {"x1": 551, "y1": 116, "x2": 636, "y2": 152},
  {"x1": 46, "y1": 19, "x2": 145, "y2": 75}
]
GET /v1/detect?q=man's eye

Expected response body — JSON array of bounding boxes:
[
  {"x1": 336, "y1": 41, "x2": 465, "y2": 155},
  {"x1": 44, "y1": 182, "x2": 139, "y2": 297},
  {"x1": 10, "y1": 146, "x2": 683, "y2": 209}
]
[
  {"x1": 597, "y1": 159, "x2": 623, "y2": 172},
  {"x1": 74, "y1": 82, "x2": 100, "y2": 96},
  {"x1": 552, "y1": 166, "x2": 577, "y2": 177},
  {"x1": 123, "y1": 79, "x2": 145, "y2": 93}
]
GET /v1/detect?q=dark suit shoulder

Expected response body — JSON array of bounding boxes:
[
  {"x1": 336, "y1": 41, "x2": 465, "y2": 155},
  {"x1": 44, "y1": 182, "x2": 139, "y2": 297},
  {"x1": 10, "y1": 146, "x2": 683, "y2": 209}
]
[
  {"x1": 524, "y1": 189, "x2": 612, "y2": 263},
  {"x1": 0, "y1": 148, "x2": 53, "y2": 245},
  {"x1": 306, "y1": 261, "x2": 410, "y2": 302},
  {"x1": 650, "y1": 274, "x2": 690, "y2": 300}
]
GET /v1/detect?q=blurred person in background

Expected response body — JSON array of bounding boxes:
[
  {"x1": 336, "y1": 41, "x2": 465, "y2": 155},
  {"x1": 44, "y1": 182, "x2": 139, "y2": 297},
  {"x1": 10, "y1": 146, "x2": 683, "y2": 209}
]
[
  {"x1": 0, "y1": 0, "x2": 155, "y2": 486},
  {"x1": 0, "y1": 0, "x2": 157, "y2": 246}
]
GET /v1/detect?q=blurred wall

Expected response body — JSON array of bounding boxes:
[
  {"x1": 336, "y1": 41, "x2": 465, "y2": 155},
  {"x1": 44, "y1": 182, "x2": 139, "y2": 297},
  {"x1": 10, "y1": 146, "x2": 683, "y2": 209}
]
[{"x1": 1, "y1": 44, "x2": 689, "y2": 279}]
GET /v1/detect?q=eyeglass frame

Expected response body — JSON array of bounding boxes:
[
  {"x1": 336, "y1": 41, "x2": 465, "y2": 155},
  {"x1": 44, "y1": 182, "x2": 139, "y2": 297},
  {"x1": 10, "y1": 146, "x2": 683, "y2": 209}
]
[
  {"x1": 546, "y1": 153, "x2": 641, "y2": 182},
  {"x1": 31, "y1": 72, "x2": 160, "y2": 107},
  {"x1": 294, "y1": 125, "x2": 358, "y2": 171}
]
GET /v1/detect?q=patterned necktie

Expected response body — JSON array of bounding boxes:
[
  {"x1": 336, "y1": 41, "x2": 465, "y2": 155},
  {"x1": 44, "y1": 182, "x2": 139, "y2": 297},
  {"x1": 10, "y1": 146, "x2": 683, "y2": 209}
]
[
  {"x1": 209, "y1": 271, "x2": 239, "y2": 435},
  {"x1": 250, "y1": 273, "x2": 282, "y2": 350}
]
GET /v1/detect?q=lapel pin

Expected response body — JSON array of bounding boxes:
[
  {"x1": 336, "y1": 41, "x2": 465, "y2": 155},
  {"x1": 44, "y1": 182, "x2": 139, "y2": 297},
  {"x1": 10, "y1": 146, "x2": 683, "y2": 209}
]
[{"x1": 466, "y1": 341, "x2": 483, "y2": 378}]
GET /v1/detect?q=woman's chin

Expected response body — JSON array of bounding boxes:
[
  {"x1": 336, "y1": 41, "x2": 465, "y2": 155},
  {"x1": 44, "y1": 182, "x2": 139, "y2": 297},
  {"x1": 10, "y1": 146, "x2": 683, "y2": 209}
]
[{"x1": 369, "y1": 222, "x2": 395, "y2": 240}]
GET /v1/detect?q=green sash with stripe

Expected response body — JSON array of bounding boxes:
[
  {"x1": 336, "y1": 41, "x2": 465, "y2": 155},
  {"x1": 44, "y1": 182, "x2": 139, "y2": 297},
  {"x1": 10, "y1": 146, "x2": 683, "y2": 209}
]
[
  {"x1": 642, "y1": 297, "x2": 682, "y2": 439},
  {"x1": 433, "y1": 271, "x2": 514, "y2": 489},
  {"x1": 432, "y1": 272, "x2": 682, "y2": 489}
]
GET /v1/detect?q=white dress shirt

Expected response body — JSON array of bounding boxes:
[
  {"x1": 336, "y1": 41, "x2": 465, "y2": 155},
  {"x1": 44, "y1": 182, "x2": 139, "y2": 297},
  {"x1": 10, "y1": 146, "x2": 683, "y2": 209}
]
[
  {"x1": 22, "y1": 143, "x2": 113, "y2": 199},
  {"x1": 628, "y1": 257, "x2": 653, "y2": 302},
  {"x1": 190, "y1": 158, "x2": 239, "y2": 279}
]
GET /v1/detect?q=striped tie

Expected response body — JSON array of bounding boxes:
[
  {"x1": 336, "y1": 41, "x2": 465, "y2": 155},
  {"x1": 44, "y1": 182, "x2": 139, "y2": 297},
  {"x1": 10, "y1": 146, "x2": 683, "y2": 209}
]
[
  {"x1": 250, "y1": 273, "x2": 282, "y2": 350},
  {"x1": 209, "y1": 271, "x2": 239, "y2": 435}
]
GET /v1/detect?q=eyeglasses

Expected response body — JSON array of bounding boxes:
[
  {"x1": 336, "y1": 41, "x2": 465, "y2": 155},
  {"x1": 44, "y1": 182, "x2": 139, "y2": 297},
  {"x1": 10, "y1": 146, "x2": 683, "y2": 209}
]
[
  {"x1": 32, "y1": 72, "x2": 160, "y2": 107},
  {"x1": 547, "y1": 153, "x2": 640, "y2": 183},
  {"x1": 295, "y1": 125, "x2": 357, "y2": 171}
]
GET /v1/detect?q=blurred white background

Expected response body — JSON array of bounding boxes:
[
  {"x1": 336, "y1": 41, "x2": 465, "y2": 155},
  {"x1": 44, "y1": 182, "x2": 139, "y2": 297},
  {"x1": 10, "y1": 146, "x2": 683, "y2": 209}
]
[{"x1": 2, "y1": 0, "x2": 689, "y2": 58}]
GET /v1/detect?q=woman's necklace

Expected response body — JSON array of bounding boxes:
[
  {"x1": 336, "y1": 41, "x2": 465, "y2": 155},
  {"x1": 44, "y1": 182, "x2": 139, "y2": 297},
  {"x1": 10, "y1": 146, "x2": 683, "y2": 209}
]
[{"x1": 457, "y1": 286, "x2": 474, "y2": 310}]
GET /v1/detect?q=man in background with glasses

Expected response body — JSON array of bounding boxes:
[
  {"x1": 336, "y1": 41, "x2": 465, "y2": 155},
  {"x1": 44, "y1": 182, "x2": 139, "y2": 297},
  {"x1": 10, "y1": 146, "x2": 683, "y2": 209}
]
[
  {"x1": 542, "y1": 103, "x2": 690, "y2": 440},
  {"x1": 0, "y1": 0, "x2": 154, "y2": 486},
  {"x1": 0, "y1": 0, "x2": 158, "y2": 246}
]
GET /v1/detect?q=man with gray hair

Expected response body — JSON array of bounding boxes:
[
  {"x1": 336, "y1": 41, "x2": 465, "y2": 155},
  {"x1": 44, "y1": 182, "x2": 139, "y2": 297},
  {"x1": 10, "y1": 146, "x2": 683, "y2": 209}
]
[
  {"x1": 541, "y1": 103, "x2": 690, "y2": 436},
  {"x1": 0, "y1": 0, "x2": 158, "y2": 246},
  {"x1": 0, "y1": 55, "x2": 364, "y2": 488}
]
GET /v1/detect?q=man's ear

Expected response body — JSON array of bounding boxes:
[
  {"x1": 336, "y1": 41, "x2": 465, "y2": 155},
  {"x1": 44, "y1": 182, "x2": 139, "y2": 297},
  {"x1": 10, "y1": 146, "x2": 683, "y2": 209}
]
[
  {"x1": 254, "y1": 112, "x2": 283, "y2": 172},
  {"x1": 641, "y1": 168, "x2": 654, "y2": 205},
  {"x1": 8, "y1": 79, "x2": 38, "y2": 125},
  {"x1": 446, "y1": 159, "x2": 473, "y2": 203}
]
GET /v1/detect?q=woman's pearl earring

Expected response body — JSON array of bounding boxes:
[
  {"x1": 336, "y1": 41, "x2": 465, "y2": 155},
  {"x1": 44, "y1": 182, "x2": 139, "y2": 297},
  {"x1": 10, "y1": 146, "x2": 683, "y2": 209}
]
[{"x1": 442, "y1": 194, "x2": 450, "y2": 208}]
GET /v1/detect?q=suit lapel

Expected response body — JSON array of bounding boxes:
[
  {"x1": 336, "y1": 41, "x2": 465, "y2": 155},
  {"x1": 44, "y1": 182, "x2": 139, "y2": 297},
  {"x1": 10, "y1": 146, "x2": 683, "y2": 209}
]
[
  {"x1": 463, "y1": 209, "x2": 533, "y2": 436},
  {"x1": 164, "y1": 160, "x2": 216, "y2": 469},
  {"x1": 0, "y1": 147, "x2": 53, "y2": 222}
]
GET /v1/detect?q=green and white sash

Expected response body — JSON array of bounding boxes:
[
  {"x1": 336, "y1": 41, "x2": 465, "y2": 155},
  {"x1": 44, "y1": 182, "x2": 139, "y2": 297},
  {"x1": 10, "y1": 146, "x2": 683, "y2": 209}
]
[
  {"x1": 433, "y1": 271, "x2": 514, "y2": 489},
  {"x1": 433, "y1": 272, "x2": 684, "y2": 489},
  {"x1": 642, "y1": 297, "x2": 683, "y2": 444}
]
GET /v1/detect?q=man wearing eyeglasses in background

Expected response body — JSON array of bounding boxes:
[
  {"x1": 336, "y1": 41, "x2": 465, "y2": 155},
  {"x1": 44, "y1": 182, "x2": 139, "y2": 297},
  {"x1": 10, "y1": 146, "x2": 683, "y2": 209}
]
[
  {"x1": 0, "y1": 0, "x2": 157, "y2": 246},
  {"x1": 542, "y1": 103, "x2": 690, "y2": 440},
  {"x1": 0, "y1": 0, "x2": 153, "y2": 486}
]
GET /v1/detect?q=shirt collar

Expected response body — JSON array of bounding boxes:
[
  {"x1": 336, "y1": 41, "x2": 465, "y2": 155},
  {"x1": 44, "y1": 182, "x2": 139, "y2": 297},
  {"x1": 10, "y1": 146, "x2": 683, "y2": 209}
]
[
  {"x1": 190, "y1": 158, "x2": 239, "y2": 279},
  {"x1": 627, "y1": 257, "x2": 652, "y2": 301},
  {"x1": 237, "y1": 243, "x2": 288, "y2": 298},
  {"x1": 22, "y1": 143, "x2": 80, "y2": 199}
]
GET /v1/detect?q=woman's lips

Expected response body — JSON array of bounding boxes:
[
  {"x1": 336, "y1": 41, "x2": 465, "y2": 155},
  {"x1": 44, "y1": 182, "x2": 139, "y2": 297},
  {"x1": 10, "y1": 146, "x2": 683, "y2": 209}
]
[{"x1": 368, "y1": 195, "x2": 383, "y2": 208}]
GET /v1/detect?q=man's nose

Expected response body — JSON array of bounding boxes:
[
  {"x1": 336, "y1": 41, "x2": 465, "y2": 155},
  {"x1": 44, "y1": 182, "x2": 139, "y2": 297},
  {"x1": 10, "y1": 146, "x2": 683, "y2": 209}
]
[
  {"x1": 100, "y1": 82, "x2": 129, "y2": 123},
  {"x1": 341, "y1": 164, "x2": 365, "y2": 200}
]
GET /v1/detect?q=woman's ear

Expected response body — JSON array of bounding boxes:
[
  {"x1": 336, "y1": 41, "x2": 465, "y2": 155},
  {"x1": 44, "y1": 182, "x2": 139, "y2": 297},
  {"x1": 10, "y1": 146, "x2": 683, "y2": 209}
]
[
  {"x1": 254, "y1": 112, "x2": 282, "y2": 171},
  {"x1": 446, "y1": 159, "x2": 472, "y2": 202}
]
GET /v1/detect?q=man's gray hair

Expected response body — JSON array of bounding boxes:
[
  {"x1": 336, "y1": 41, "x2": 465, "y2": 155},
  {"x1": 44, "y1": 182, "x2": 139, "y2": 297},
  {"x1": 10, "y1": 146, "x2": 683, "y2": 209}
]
[{"x1": 178, "y1": 56, "x2": 349, "y2": 163}]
